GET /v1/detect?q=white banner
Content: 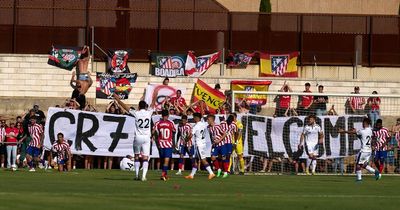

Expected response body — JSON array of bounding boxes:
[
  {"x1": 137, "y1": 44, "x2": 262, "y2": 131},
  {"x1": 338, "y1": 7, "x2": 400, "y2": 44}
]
[
  {"x1": 241, "y1": 114, "x2": 365, "y2": 159},
  {"x1": 44, "y1": 107, "x2": 365, "y2": 159},
  {"x1": 44, "y1": 108, "x2": 136, "y2": 157}
]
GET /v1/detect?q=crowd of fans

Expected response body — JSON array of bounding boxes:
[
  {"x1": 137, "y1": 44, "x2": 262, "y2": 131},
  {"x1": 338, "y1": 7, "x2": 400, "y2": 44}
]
[{"x1": 0, "y1": 78, "x2": 399, "y2": 174}]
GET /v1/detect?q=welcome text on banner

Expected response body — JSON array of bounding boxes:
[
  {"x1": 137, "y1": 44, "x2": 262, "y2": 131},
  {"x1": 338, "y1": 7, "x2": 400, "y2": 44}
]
[{"x1": 44, "y1": 108, "x2": 365, "y2": 158}]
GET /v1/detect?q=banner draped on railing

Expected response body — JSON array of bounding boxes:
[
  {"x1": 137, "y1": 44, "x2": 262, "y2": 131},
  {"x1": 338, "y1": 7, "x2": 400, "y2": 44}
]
[{"x1": 44, "y1": 108, "x2": 365, "y2": 158}]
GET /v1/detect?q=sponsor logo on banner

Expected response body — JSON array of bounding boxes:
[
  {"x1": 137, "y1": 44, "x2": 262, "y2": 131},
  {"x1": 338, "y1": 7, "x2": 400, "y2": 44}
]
[
  {"x1": 144, "y1": 84, "x2": 186, "y2": 111},
  {"x1": 231, "y1": 80, "x2": 272, "y2": 105},
  {"x1": 151, "y1": 53, "x2": 187, "y2": 77},
  {"x1": 260, "y1": 52, "x2": 299, "y2": 77},
  {"x1": 96, "y1": 72, "x2": 137, "y2": 99},
  {"x1": 192, "y1": 79, "x2": 226, "y2": 114},
  {"x1": 44, "y1": 109, "x2": 365, "y2": 159}
]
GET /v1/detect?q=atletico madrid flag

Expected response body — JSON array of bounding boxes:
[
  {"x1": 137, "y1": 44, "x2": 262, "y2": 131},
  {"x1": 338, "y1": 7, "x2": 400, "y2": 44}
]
[
  {"x1": 260, "y1": 52, "x2": 299, "y2": 77},
  {"x1": 185, "y1": 51, "x2": 221, "y2": 77}
]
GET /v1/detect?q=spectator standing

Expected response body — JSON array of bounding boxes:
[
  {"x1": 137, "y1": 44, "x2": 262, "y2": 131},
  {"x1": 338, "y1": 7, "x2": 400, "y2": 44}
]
[
  {"x1": 5, "y1": 122, "x2": 18, "y2": 170},
  {"x1": 274, "y1": 81, "x2": 292, "y2": 117},
  {"x1": 297, "y1": 83, "x2": 314, "y2": 116},
  {"x1": 0, "y1": 120, "x2": 6, "y2": 168},
  {"x1": 366, "y1": 91, "x2": 381, "y2": 126},
  {"x1": 349, "y1": 86, "x2": 365, "y2": 115},
  {"x1": 314, "y1": 85, "x2": 329, "y2": 116}
]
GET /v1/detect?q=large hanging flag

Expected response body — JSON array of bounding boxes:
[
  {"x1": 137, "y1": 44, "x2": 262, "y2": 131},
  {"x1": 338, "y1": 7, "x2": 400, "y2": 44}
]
[
  {"x1": 150, "y1": 53, "x2": 187, "y2": 77},
  {"x1": 227, "y1": 52, "x2": 254, "y2": 68},
  {"x1": 260, "y1": 52, "x2": 299, "y2": 77},
  {"x1": 48, "y1": 46, "x2": 83, "y2": 70},
  {"x1": 107, "y1": 49, "x2": 131, "y2": 74},
  {"x1": 192, "y1": 79, "x2": 226, "y2": 114},
  {"x1": 231, "y1": 80, "x2": 272, "y2": 105},
  {"x1": 96, "y1": 72, "x2": 137, "y2": 100},
  {"x1": 185, "y1": 51, "x2": 221, "y2": 77}
]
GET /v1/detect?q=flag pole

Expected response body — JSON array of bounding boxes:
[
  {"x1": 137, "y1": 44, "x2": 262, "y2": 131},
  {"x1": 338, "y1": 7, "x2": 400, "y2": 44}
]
[
  {"x1": 91, "y1": 26, "x2": 96, "y2": 108},
  {"x1": 313, "y1": 55, "x2": 319, "y2": 86}
]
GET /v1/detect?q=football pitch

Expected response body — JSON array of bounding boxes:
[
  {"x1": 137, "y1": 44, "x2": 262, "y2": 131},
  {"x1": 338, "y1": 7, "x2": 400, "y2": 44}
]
[{"x1": 0, "y1": 170, "x2": 399, "y2": 210}]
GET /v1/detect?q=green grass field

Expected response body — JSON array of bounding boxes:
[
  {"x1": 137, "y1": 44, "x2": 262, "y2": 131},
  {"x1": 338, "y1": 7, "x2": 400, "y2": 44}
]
[{"x1": 0, "y1": 169, "x2": 399, "y2": 210}]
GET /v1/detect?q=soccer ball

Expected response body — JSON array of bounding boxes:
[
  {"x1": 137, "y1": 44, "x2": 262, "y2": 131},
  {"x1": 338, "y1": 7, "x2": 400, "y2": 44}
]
[{"x1": 120, "y1": 158, "x2": 135, "y2": 171}]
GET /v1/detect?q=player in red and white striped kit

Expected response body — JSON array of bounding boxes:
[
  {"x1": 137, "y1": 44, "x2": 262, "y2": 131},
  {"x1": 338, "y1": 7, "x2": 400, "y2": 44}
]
[
  {"x1": 207, "y1": 115, "x2": 227, "y2": 178},
  {"x1": 26, "y1": 117, "x2": 44, "y2": 172},
  {"x1": 372, "y1": 119, "x2": 391, "y2": 180},
  {"x1": 50, "y1": 133, "x2": 72, "y2": 172},
  {"x1": 218, "y1": 115, "x2": 237, "y2": 178},
  {"x1": 153, "y1": 110, "x2": 176, "y2": 181},
  {"x1": 176, "y1": 115, "x2": 193, "y2": 175}
]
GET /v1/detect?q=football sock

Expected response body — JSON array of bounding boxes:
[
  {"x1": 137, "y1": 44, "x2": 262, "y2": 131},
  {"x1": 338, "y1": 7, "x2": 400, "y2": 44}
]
[
  {"x1": 142, "y1": 160, "x2": 149, "y2": 178},
  {"x1": 239, "y1": 157, "x2": 245, "y2": 173},
  {"x1": 219, "y1": 159, "x2": 224, "y2": 170},
  {"x1": 223, "y1": 159, "x2": 230, "y2": 172},
  {"x1": 190, "y1": 166, "x2": 198, "y2": 176},
  {"x1": 134, "y1": 160, "x2": 140, "y2": 178},
  {"x1": 228, "y1": 156, "x2": 233, "y2": 172},
  {"x1": 213, "y1": 160, "x2": 219, "y2": 170},
  {"x1": 178, "y1": 158, "x2": 184, "y2": 171},
  {"x1": 378, "y1": 163, "x2": 384, "y2": 173},
  {"x1": 365, "y1": 165, "x2": 375, "y2": 174},
  {"x1": 356, "y1": 170, "x2": 362, "y2": 180},
  {"x1": 306, "y1": 159, "x2": 311, "y2": 171},
  {"x1": 28, "y1": 161, "x2": 33, "y2": 168},
  {"x1": 204, "y1": 164, "x2": 214, "y2": 174},
  {"x1": 311, "y1": 159, "x2": 317, "y2": 173},
  {"x1": 162, "y1": 165, "x2": 168, "y2": 175}
]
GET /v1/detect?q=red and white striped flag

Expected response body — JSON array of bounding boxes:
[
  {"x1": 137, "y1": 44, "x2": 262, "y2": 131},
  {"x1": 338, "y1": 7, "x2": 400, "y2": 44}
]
[{"x1": 185, "y1": 51, "x2": 221, "y2": 77}]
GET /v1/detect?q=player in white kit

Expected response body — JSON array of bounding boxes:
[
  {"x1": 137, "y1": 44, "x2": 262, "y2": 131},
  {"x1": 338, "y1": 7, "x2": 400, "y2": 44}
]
[
  {"x1": 185, "y1": 113, "x2": 215, "y2": 180},
  {"x1": 339, "y1": 118, "x2": 380, "y2": 181},
  {"x1": 298, "y1": 115, "x2": 323, "y2": 175},
  {"x1": 114, "y1": 93, "x2": 153, "y2": 181}
]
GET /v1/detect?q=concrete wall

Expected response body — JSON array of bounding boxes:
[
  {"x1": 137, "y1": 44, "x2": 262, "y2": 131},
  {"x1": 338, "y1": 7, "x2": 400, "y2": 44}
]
[
  {"x1": 1, "y1": 54, "x2": 400, "y2": 117},
  {"x1": 217, "y1": 0, "x2": 400, "y2": 15}
]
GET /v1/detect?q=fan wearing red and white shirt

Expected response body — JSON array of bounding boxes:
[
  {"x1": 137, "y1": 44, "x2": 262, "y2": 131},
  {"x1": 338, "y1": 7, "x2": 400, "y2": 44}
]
[
  {"x1": 5, "y1": 122, "x2": 19, "y2": 170},
  {"x1": 170, "y1": 90, "x2": 187, "y2": 115},
  {"x1": 297, "y1": 83, "x2": 314, "y2": 116},
  {"x1": 274, "y1": 81, "x2": 292, "y2": 117},
  {"x1": 50, "y1": 133, "x2": 72, "y2": 172},
  {"x1": 153, "y1": 110, "x2": 176, "y2": 181},
  {"x1": 349, "y1": 86, "x2": 365, "y2": 115},
  {"x1": 372, "y1": 119, "x2": 390, "y2": 178},
  {"x1": 367, "y1": 91, "x2": 381, "y2": 126},
  {"x1": 26, "y1": 117, "x2": 44, "y2": 172},
  {"x1": 176, "y1": 115, "x2": 193, "y2": 175}
]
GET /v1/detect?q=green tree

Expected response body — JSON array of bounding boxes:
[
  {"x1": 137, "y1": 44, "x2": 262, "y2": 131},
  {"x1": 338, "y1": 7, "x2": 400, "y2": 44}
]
[{"x1": 259, "y1": 0, "x2": 271, "y2": 13}]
